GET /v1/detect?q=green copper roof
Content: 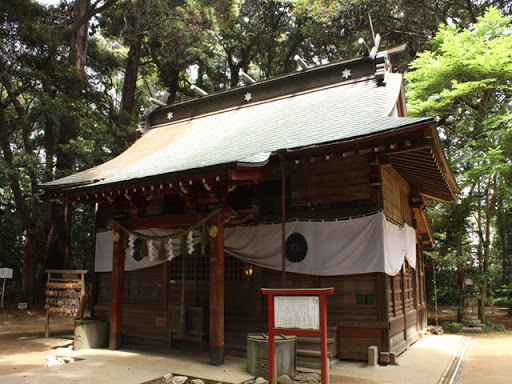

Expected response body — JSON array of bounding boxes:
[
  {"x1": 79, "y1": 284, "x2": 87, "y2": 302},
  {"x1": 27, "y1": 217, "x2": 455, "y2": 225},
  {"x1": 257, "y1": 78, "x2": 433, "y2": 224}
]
[{"x1": 41, "y1": 73, "x2": 430, "y2": 190}]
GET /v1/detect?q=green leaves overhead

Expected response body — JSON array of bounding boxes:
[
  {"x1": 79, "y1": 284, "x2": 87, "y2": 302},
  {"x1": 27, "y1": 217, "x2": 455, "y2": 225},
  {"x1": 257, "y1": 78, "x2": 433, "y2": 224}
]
[
  {"x1": 406, "y1": 8, "x2": 512, "y2": 186},
  {"x1": 406, "y1": 7, "x2": 512, "y2": 318}
]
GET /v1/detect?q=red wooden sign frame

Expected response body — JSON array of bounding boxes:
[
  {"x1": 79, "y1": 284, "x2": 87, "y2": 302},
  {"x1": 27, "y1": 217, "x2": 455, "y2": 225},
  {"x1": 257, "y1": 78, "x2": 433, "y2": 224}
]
[{"x1": 261, "y1": 288, "x2": 334, "y2": 384}]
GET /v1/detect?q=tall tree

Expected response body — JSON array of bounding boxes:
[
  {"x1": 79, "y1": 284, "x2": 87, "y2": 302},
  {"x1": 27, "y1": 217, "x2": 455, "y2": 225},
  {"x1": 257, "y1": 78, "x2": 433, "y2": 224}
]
[
  {"x1": 0, "y1": 0, "x2": 119, "y2": 300},
  {"x1": 406, "y1": 7, "x2": 512, "y2": 319}
]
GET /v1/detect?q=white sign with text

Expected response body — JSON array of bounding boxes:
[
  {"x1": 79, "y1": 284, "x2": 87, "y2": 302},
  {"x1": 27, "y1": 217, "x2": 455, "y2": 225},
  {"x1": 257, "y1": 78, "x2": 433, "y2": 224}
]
[
  {"x1": 0, "y1": 268, "x2": 13, "y2": 279},
  {"x1": 274, "y1": 296, "x2": 320, "y2": 330}
]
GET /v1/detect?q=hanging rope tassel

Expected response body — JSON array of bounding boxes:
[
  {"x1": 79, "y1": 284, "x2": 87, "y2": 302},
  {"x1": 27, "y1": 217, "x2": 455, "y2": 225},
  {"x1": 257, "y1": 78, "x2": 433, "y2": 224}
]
[
  {"x1": 200, "y1": 225, "x2": 208, "y2": 256},
  {"x1": 140, "y1": 240, "x2": 148, "y2": 258},
  {"x1": 180, "y1": 236, "x2": 187, "y2": 256},
  {"x1": 158, "y1": 241, "x2": 166, "y2": 261},
  {"x1": 167, "y1": 239, "x2": 174, "y2": 261},
  {"x1": 179, "y1": 240, "x2": 187, "y2": 336}
]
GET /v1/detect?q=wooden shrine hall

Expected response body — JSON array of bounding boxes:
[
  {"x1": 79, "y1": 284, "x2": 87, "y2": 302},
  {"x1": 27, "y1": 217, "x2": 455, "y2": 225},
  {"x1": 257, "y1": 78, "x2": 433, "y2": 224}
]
[{"x1": 40, "y1": 49, "x2": 459, "y2": 366}]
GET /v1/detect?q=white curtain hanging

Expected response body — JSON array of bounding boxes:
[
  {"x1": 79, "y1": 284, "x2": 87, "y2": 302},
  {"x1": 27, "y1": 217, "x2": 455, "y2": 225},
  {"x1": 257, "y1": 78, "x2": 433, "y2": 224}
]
[
  {"x1": 94, "y1": 212, "x2": 416, "y2": 276},
  {"x1": 223, "y1": 212, "x2": 416, "y2": 276},
  {"x1": 94, "y1": 228, "x2": 200, "y2": 272}
]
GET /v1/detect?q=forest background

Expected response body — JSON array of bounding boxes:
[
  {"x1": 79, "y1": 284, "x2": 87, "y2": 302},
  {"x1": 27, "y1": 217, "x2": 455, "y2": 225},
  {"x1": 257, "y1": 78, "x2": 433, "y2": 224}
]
[{"x1": 0, "y1": 0, "x2": 511, "y2": 321}]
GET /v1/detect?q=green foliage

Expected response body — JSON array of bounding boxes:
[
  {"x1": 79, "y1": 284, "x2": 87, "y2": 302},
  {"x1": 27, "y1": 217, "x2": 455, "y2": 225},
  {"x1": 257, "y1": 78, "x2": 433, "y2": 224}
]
[
  {"x1": 495, "y1": 283, "x2": 512, "y2": 307},
  {"x1": 431, "y1": 268, "x2": 461, "y2": 305},
  {"x1": 71, "y1": 205, "x2": 95, "y2": 270},
  {"x1": 444, "y1": 322, "x2": 463, "y2": 333},
  {"x1": 483, "y1": 320, "x2": 506, "y2": 332},
  {"x1": 3, "y1": 0, "x2": 512, "y2": 300},
  {"x1": 406, "y1": 6, "x2": 512, "y2": 318}
]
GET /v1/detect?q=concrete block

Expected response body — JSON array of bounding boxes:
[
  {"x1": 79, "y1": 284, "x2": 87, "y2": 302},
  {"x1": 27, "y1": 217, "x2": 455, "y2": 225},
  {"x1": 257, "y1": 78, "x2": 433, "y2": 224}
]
[
  {"x1": 388, "y1": 352, "x2": 397, "y2": 364},
  {"x1": 380, "y1": 352, "x2": 390, "y2": 364},
  {"x1": 368, "y1": 345, "x2": 378, "y2": 366}
]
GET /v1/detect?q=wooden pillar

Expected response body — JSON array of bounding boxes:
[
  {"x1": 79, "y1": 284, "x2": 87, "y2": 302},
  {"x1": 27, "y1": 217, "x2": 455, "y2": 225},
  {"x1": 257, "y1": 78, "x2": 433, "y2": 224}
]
[
  {"x1": 161, "y1": 261, "x2": 168, "y2": 311},
  {"x1": 281, "y1": 158, "x2": 286, "y2": 288},
  {"x1": 400, "y1": 264, "x2": 407, "y2": 342},
  {"x1": 209, "y1": 213, "x2": 224, "y2": 365},
  {"x1": 109, "y1": 226, "x2": 125, "y2": 349},
  {"x1": 91, "y1": 203, "x2": 99, "y2": 318}
]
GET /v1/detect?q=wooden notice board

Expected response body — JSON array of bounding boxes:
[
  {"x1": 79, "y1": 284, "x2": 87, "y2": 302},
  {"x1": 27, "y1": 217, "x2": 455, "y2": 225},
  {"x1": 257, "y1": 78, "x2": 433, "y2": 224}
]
[
  {"x1": 44, "y1": 269, "x2": 88, "y2": 338},
  {"x1": 261, "y1": 288, "x2": 334, "y2": 384}
]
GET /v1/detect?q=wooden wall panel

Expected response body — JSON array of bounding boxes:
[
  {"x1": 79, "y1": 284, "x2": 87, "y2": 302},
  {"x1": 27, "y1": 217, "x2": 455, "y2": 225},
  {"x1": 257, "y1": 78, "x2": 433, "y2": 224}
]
[
  {"x1": 381, "y1": 165, "x2": 411, "y2": 224},
  {"x1": 124, "y1": 266, "x2": 162, "y2": 309},
  {"x1": 339, "y1": 337, "x2": 384, "y2": 361},
  {"x1": 225, "y1": 282, "x2": 258, "y2": 316},
  {"x1": 95, "y1": 272, "x2": 112, "y2": 307},
  {"x1": 123, "y1": 308, "x2": 168, "y2": 343},
  {"x1": 290, "y1": 155, "x2": 371, "y2": 207},
  {"x1": 92, "y1": 264, "x2": 425, "y2": 362}
]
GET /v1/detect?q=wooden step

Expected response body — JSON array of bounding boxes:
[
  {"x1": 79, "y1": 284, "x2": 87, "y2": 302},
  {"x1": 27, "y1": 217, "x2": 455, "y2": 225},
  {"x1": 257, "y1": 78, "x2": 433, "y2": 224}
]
[{"x1": 297, "y1": 348, "x2": 336, "y2": 358}]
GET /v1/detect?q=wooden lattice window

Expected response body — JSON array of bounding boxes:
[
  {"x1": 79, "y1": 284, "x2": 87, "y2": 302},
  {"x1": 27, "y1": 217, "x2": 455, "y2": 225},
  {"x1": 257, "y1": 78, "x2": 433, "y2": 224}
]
[
  {"x1": 225, "y1": 254, "x2": 254, "y2": 281},
  {"x1": 388, "y1": 274, "x2": 404, "y2": 317},
  {"x1": 403, "y1": 262, "x2": 415, "y2": 312},
  {"x1": 387, "y1": 263, "x2": 415, "y2": 318},
  {"x1": 169, "y1": 253, "x2": 253, "y2": 281},
  {"x1": 169, "y1": 253, "x2": 210, "y2": 281}
]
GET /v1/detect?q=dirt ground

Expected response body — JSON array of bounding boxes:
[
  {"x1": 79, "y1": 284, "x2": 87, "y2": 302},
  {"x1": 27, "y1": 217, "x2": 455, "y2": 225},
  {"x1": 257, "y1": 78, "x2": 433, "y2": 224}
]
[
  {"x1": 1, "y1": 306, "x2": 512, "y2": 382},
  {"x1": 0, "y1": 309, "x2": 75, "y2": 376},
  {"x1": 429, "y1": 306, "x2": 512, "y2": 384}
]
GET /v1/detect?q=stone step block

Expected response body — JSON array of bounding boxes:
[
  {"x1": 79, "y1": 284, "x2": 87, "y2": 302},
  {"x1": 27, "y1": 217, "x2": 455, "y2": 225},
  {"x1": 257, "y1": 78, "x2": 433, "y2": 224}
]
[{"x1": 462, "y1": 319, "x2": 482, "y2": 327}]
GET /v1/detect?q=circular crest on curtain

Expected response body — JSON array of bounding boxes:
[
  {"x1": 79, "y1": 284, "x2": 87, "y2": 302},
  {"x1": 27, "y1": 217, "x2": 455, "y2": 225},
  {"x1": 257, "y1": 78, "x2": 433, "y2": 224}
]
[{"x1": 285, "y1": 232, "x2": 308, "y2": 263}]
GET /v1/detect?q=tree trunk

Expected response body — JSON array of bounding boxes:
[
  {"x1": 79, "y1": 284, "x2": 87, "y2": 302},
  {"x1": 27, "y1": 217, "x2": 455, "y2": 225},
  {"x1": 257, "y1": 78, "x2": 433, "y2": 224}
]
[
  {"x1": 168, "y1": 67, "x2": 181, "y2": 103},
  {"x1": 479, "y1": 245, "x2": 490, "y2": 321},
  {"x1": 120, "y1": 40, "x2": 143, "y2": 114},
  {"x1": 69, "y1": 0, "x2": 89, "y2": 70},
  {"x1": 23, "y1": 229, "x2": 49, "y2": 303},
  {"x1": 46, "y1": 0, "x2": 91, "y2": 270},
  {"x1": 45, "y1": 202, "x2": 72, "y2": 269},
  {"x1": 498, "y1": 208, "x2": 508, "y2": 286},
  {"x1": 456, "y1": 264, "x2": 465, "y2": 323},
  {"x1": 120, "y1": 0, "x2": 149, "y2": 114}
]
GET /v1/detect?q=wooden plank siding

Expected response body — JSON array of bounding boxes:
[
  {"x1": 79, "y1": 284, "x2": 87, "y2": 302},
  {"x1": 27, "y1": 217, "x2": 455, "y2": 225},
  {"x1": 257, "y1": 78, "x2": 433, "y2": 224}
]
[
  {"x1": 91, "y1": 159, "x2": 428, "y2": 362},
  {"x1": 386, "y1": 261, "x2": 422, "y2": 356},
  {"x1": 93, "y1": 260, "x2": 426, "y2": 361},
  {"x1": 381, "y1": 164, "x2": 412, "y2": 225},
  {"x1": 290, "y1": 155, "x2": 371, "y2": 207}
]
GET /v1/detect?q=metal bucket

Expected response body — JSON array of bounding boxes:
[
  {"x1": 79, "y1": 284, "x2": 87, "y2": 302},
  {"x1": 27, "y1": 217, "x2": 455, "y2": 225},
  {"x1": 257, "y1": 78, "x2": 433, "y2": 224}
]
[{"x1": 247, "y1": 333, "x2": 296, "y2": 379}]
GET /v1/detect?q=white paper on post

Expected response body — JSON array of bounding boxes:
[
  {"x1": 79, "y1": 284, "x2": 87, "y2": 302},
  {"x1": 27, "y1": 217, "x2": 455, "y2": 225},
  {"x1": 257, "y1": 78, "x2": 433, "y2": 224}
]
[{"x1": 274, "y1": 296, "x2": 320, "y2": 330}]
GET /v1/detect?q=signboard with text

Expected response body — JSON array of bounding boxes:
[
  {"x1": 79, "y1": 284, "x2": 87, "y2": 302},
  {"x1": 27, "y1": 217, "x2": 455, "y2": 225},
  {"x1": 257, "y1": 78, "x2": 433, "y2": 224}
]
[
  {"x1": 1, "y1": 268, "x2": 13, "y2": 308},
  {"x1": 0, "y1": 268, "x2": 13, "y2": 279},
  {"x1": 274, "y1": 296, "x2": 319, "y2": 330},
  {"x1": 261, "y1": 288, "x2": 334, "y2": 384}
]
